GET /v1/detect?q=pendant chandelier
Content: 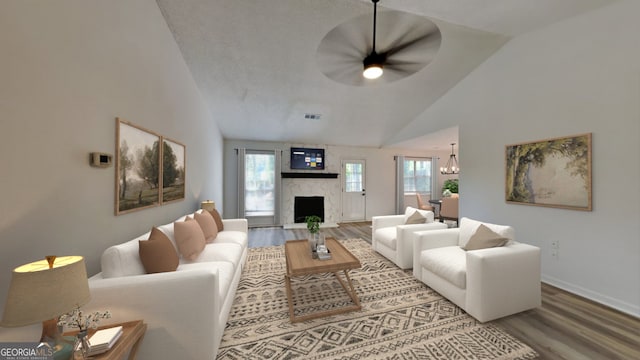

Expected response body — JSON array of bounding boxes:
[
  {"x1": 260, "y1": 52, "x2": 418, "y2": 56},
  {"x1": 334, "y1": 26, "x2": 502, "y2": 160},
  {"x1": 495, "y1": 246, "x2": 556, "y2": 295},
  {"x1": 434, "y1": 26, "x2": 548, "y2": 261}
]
[{"x1": 440, "y1": 143, "x2": 459, "y2": 175}]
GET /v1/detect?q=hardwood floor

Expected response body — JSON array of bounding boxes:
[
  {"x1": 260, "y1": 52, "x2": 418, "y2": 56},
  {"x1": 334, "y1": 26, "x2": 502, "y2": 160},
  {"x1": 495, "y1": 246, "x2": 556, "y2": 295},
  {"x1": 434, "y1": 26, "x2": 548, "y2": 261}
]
[
  {"x1": 247, "y1": 221, "x2": 373, "y2": 248},
  {"x1": 248, "y1": 222, "x2": 640, "y2": 360}
]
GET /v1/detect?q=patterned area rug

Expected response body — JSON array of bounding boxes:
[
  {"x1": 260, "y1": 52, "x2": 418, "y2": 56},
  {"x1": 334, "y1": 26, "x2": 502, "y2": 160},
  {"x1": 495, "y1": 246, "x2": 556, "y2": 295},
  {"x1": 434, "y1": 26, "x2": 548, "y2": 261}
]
[{"x1": 217, "y1": 239, "x2": 538, "y2": 359}]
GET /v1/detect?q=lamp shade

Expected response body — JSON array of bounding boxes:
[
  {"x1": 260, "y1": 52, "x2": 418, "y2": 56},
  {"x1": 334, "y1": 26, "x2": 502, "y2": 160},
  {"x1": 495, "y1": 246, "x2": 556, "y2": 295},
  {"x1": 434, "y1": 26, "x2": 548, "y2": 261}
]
[
  {"x1": 201, "y1": 200, "x2": 216, "y2": 212},
  {"x1": 1, "y1": 256, "x2": 90, "y2": 327}
]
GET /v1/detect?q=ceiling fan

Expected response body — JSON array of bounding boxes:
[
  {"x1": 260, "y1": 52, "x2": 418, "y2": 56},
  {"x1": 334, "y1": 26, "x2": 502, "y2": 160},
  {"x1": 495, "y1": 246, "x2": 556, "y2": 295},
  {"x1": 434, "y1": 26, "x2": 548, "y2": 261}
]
[{"x1": 316, "y1": 0, "x2": 441, "y2": 86}]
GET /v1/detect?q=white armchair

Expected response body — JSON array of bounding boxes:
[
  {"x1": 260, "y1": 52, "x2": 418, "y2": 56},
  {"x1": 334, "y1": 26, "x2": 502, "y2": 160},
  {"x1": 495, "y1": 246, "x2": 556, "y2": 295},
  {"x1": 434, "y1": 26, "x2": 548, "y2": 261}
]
[
  {"x1": 372, "y1": 207, "x2": 448, "y2": 269},
  {"x1": 412, "y1": 217, "x2": 541, "y2": 322}
]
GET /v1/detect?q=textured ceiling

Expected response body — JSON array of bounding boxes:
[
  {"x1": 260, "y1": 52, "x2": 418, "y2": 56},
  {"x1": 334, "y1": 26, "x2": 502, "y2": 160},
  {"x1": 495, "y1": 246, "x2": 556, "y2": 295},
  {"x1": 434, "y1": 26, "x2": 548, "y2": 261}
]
[{"x1": 155, "y1": 0, "x2": 614, "y2": 150}]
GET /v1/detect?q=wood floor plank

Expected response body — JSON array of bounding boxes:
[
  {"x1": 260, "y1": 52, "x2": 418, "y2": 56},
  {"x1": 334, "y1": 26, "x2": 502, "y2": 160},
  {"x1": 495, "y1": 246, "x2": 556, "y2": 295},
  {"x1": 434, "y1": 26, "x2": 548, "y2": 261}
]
[{"x1": 248, "y1": 222, "x2": 640, "y2": 359}]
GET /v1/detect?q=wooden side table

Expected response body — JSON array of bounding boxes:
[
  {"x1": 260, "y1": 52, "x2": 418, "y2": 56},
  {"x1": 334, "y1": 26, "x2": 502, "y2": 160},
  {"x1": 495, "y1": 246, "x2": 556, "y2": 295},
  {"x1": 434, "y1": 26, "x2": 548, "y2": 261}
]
[{"x1": 67, "y1": 320, "x2": 146, "y2": 360}]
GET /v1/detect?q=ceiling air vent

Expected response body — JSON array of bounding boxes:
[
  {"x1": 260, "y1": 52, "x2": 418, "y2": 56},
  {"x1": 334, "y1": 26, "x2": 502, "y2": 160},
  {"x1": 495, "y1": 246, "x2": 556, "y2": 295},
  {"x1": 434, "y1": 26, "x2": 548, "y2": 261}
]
[{"x1": 304, "y1": 113, "x2": 322, "y2": 120}]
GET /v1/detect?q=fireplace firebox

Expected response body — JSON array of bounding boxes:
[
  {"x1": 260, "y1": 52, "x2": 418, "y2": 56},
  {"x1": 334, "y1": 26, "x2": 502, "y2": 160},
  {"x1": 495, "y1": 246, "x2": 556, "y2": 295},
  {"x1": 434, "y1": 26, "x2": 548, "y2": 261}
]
[{"x1": 294, "y1": 196, "x2": 325, "y2": 223}]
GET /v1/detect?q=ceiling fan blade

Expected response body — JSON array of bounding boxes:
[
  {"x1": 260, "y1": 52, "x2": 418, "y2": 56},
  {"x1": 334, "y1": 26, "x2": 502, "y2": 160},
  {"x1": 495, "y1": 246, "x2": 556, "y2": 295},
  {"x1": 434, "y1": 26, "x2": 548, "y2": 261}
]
[
  {"x1": 376, "y1": 10, "x2": 439, "y2": 50},
  {"x1": 376, "y1": 67, "x2": 411, "y2": 83},
  {"x1": 386, "y1": 31, "x2": 440, "y2": 58},
  {"x1": 330, "y1": 66, "x2": 363, "y2": 80},
  {"x1": 318, "y1": 15, "x2": 370, "y2": 58},
  {"x1": 386, "y1": 62, "x2": 429, "y2": 75},
  {"x1": 385, "y1": 59, "x2": 424, "y2": 68},
  {"x1": 385, "y1": 36, "x2": 440, "y2": 64}
]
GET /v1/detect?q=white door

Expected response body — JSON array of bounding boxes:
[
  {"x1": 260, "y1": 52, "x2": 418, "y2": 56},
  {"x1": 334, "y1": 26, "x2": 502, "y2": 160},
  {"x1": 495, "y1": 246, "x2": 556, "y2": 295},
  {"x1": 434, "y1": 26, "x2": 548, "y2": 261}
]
[{"x1": 342, "y1": 160, "x2": 366, "y2": 221}]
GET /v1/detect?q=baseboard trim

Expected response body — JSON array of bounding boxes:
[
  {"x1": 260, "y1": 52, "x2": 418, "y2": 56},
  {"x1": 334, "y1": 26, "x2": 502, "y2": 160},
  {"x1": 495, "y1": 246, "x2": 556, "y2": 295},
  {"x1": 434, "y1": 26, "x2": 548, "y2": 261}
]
[{"x1": 542, "y1": 275, "x2": 640, "y2": 318}]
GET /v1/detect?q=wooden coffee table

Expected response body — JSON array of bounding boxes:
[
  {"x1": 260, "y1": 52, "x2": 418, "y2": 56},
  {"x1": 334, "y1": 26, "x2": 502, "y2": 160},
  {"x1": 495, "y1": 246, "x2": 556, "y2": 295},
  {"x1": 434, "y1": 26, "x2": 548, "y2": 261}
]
[{"x1": 284, "y1": 238, "x2": 362, "y2": 323}]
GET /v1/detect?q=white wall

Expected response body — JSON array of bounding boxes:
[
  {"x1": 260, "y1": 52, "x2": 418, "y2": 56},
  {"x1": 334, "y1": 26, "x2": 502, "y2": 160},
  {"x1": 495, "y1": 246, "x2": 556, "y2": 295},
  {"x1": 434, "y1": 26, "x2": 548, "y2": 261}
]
[
  {"x1": 224, "y1": 139, "x2": 447, "y2": 223},
  {"x1": 0, "y1": 0, "x2": 223, "y2": 306},
  {"x1": 402, "y1": 1, "x2": 640, "y2": 316}
]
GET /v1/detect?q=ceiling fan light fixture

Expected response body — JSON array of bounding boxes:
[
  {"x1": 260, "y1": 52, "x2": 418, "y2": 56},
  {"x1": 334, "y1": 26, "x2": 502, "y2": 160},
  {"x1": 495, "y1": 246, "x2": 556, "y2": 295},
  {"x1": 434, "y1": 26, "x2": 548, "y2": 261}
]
[
  {"x1": 363, "y1": 64, "x2": 383, "y2": 79},
  {"x1": 362, "y1": 0, "x2": 384, "y2": 80},
  {"x1": 363, "y1": 52, "x2": 384, "y2": 79}
]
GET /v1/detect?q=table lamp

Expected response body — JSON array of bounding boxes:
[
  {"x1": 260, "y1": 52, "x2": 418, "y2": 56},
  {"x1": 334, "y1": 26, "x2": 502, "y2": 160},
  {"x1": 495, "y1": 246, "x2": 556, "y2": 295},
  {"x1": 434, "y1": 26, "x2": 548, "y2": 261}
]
[
  {"x1": 1, "y1": 256, "x2": 91, "y2": 358},
  {"x1": 201, "y1": 200, "x2": 216, "y2": 212}
]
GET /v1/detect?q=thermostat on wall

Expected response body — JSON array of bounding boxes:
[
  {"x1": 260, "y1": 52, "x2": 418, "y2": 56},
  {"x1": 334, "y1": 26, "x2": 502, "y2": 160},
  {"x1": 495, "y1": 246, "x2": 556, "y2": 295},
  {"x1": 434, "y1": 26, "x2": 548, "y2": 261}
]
[{"x1": 90, "y1": 152, "x2": 113, "y2": 168}]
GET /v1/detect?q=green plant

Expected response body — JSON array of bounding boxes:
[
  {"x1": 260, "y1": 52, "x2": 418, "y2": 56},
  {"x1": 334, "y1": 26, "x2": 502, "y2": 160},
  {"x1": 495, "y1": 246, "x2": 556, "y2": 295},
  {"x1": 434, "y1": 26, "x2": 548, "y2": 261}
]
[
  {"x1": 442, "y1": 179, "x2": 459, "y2": 194},
  {"x1": 305, "y1": 215, "x2": 321, "y2": 234}
]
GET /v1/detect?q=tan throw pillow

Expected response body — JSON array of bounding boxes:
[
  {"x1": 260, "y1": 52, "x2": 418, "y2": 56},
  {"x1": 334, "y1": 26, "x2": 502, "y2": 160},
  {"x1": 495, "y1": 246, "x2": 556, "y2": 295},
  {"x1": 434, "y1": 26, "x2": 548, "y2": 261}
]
[
  {"x1": 462, "y1": 224, "x2": 508, "y2": 251},
  {"x1": 194, "y1": 211, "x2": 219, "y2": 243},
  {"x1": 405, "y1": 210, "x2": 426, "y2": 224},
  {"x1": 138, "y1": 227, "x2": 179, "y2": 274},
  {"x1": 174, "y1": 218, "x2": 206, "y2": 260},
  {"x1": 207, "y1": 208, "x2": 224, "y2": 231}
]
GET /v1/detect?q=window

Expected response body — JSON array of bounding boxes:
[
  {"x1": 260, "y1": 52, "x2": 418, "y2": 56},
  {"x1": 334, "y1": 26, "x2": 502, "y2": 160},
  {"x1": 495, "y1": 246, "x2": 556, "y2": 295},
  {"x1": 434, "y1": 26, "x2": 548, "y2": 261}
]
[
  {"x1": 345, "y1": 162, "x2": 363, "y2": 192},
  {"x1": 404, "y1": 158, "x2": 432, "y2": 194},
  {"x1": 244, "y1": 152, "x2": 275, "y2": 216}
]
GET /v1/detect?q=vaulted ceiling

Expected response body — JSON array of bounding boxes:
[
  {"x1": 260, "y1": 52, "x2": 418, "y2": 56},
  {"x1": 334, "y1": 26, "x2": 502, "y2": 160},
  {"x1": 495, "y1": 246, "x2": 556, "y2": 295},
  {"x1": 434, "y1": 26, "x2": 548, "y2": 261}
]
[{"x1": 155, "y1": 0, "x2": 613, "y2": 150}]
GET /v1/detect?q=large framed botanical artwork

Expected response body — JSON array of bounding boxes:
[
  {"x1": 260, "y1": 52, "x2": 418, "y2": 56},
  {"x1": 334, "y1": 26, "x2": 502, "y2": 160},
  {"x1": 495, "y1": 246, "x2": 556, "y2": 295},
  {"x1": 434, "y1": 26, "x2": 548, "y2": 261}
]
[
  {"x1": 115, "y1": 118, "x2": 161, "y2": 215},
  {"x1": 161, "y1": 137, "x2": 186, "y2": 204},
  {"x1": 505, "y1": 133, "x2": 592, "y2": 211}
]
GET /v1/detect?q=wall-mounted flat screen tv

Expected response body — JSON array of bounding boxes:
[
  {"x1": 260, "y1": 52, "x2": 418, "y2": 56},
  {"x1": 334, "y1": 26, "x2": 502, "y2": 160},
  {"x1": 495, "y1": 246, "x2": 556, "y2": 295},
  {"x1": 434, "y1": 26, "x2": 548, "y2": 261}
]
[{"x1": 290, "y1": 147, "x2": 325, "y2": 170}]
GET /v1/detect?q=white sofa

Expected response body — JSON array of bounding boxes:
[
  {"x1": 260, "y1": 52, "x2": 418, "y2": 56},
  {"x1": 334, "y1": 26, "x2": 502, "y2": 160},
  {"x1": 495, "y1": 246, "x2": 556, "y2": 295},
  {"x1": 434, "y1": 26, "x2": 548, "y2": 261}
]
[
  {"x1": 412, "y1": 217, "x2": 541, "y2": 322},
  {"x1": 83, "y1": 210, "x2": 248, "y2": 360},
  {"x1": 372, "y1": 207, "x2": 448, "y2": 269}
]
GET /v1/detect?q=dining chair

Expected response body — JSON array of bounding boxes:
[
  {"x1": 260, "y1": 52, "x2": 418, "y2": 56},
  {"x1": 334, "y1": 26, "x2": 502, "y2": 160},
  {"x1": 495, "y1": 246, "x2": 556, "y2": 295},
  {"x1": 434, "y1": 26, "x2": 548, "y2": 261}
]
[
  {"x1": 439, "y1": 196, "x2": 459, "y2": 224},
  {"x1": 416, "y1": 193, "x2": 434, "y2": 211}
]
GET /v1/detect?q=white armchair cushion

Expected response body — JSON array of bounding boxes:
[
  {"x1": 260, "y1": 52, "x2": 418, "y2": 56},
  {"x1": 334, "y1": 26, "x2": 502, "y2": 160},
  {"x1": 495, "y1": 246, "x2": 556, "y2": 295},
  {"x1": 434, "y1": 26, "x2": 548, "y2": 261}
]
[
  {"x1": 462, "y1": 224, "x2": 509, "y2": 250},
  {"x1": 403, "y1": 206, "x2": 435, "y2": 223},
  {"x1": 375, "y1": 227, "x2": 398, "y2": 250},
  {"x1": 405, "y1": 210, "x2": 426, "y2": 224},
  {"x1": 421, "y1": 246, "x2": 467, "y2": 289},
  {"x1": 458, "y1": 217, "x2": 514, "y2": 248}
]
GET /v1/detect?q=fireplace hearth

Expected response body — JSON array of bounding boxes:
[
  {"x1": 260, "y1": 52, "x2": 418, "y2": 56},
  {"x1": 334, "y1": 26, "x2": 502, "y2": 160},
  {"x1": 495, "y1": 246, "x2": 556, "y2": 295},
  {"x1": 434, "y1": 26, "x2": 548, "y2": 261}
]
[{"x1": 294, "y1": 196, "x2": 325, "y2": 223}]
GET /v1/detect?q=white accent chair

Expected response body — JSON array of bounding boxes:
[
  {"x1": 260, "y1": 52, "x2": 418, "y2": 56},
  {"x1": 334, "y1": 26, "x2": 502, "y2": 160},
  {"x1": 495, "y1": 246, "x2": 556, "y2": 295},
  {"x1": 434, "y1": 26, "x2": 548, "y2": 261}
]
[
  {"x1": 372, "y1": 207, "x2": 448, "y2": 269},
  {"x1": 412, "y1": 217, "x2": 541, "y2": 322}
]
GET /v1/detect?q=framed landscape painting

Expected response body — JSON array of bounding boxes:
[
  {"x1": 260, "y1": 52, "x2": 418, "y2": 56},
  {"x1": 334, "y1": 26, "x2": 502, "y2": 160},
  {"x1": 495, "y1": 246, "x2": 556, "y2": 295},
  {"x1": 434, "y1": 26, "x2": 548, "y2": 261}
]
[
  {"x1": 505, "y1": 133, "x2": 592, "y2": 211},
  {"x1": 161, "y1": 137, "x2": 186, "y2": 204},
  {"x1": 115, "y1": 118, "x2": 161, "y2": 215}
]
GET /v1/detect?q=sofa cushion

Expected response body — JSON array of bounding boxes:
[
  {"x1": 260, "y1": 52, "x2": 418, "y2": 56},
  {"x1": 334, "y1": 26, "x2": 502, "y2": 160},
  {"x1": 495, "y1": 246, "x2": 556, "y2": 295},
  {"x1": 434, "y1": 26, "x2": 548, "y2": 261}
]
[
  {"x1": 101, "y1": 234, "x2": 148, "y2": 278},
  {"x1": 194, "y1": 211, "x2": 219, "y2": 243},
  {"x1": 213, "y1": 231, "x2": 248, "y2": 248},
  {"x1": 188, "y1": 243, "x2": 243, "y2": 268},
  {"x1": 174, "y1": 218, "x2": 206, "y2": 260},
  {"x1": 405, "y1": 210, "x2": 426, "y2": 224},
  {"x1": 462, "y1": 224, "x2": 508, "y2": 251},
  {"x1": 207, "y1": 208, "x2": 225, "y2": 232},
  {"x1": 421, "y1": 246, "x2": 467, "y2": 289},
  {"x1": 374, "y1": 227, "x2": 397, "y2": 250},
  {"x1": 138, "y1": 227, "x2": 179, "y2": 274},
  {"x1": 458, "y1": 217, "x2": 515, "y2": 248}
]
